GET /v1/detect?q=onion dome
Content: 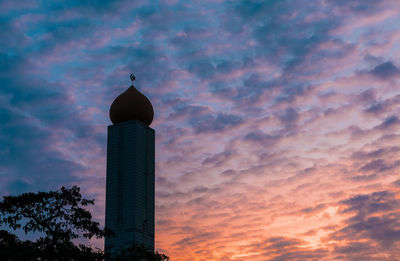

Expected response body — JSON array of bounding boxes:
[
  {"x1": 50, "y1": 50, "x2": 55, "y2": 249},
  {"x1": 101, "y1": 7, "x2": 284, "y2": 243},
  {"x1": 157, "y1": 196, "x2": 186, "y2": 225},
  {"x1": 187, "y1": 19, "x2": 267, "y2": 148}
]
[{"x1": 109, "y1": 84, "x2": 154, "y2": 126}]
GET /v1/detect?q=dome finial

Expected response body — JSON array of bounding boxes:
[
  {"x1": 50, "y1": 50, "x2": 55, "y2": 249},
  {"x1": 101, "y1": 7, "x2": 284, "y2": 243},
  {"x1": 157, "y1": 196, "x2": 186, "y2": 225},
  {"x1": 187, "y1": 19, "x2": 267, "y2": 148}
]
[
  {"x1": 109, "y1": 74, "x2": 154, "y2": 126},
  {"x1": 130, "y1": 73, "x2": 136, "y2": 86}
]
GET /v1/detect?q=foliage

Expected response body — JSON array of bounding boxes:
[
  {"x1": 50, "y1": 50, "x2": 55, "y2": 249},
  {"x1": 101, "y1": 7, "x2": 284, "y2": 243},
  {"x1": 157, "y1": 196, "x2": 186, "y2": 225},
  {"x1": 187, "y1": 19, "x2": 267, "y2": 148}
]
[
  {"x1": 0, "y1": 186, "x2": 107, "y2": 260},
  {"x1": 0, "y1": 186, "x2": 170, "y2": 260},
  {"x1": 0, "y1": 186, "x2": 107, "y2": 241},
  {"x1": 0, "y1": 229, "x2": 104, "y2": 260},
  {"x1": 109, "y1": 244, "x2": 170, "y2": 261},
  {"x1": 0, "y1": 230, "x2": 38, "y2": 260}
]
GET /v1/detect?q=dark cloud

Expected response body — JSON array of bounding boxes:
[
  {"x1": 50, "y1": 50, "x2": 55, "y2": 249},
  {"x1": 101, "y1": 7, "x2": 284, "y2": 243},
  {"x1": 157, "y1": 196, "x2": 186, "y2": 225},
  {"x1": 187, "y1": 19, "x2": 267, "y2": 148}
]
[
  {"x1": 275, "y1": 82, "x2": 312, "y2": 104},
  {"x1": 0, "y1": 50, "x2": 98, "y2": 196},
  {"x1": 248, "y1": 236, "x2": 328, "y2": 261},
  {"x1": 174, "y1": 231, "x2": 220, "y2": 248},
  {"x1": 393, "y1": 179, "x2": 400, "y2": 187},
  {"x1": 0, "y1": 103, "x2": 82, "y2": 195},
  {"x1": 328, "y1": 191, "x2": 400, "y2": 255},
  {"x1": 356, "y1": 89, "x2": 376, "y2": 104},
  {"x1": 332, "y1": 242, "x2": 380, "y2": 261},
  {"x1": 167, "y1": 104, "x2": 209, "y2": 120},
  {"x1": 231, "y1": 0, "x2": 339, "y2": 71},
  {"x1": 351, "y1": 146, "x2": 400, "y2": 160},
  {"x1": 364, "y1": 94, "x2": 400, "y2": 116},
  {"x1": 202, "y1": 150, "x2": 235, "y2": 167},
  {"x1": 234, "y1": 0, "x2": 281, "y2": 20},
  {"x1": 244, "y1": 131, "x2": 281, "y2": 147},
  {"x1": 230, "y1": 73, "x2": 277, "y2": 107},
  {"x1": 216, "y1": 60, "x2": 241, "y2": 74},
  {"x1": 190, "y1": 113, "x2": 243, "y2": 133},
  {"x1": 358, "y1": 159, "x2": 394, "y2": 172},
  {"x1": 242, "y1": 190, "x2": 400, "y2": 259},
  {"x1": 44, "y1": 0, "x2": 147, "y2": 17},
  {"x1": 188, "y1": 60, "x2": 216, "y2": 79},
  {"x1": 0, "y1": 18, "x2": 31, "y2": 50},
  {"x1": 330, "y1": 0, "x2": 383, "y2": 13},
  {"x1": 300, "y1": 204, "x2": 326, "y2": 214},
  {"x1": 260, "y1": 191, "x2": 400, "y2": 260},
  {"x1": 350, "y1": 174, "x2": 378, "y2": 182},
  {"x1": 376, "y1": 115, "x2": 399, "y2": 130},
  {"x1": 365, "y1": 102, "x2": 386, "y2": 115},
  {"x1": 369, "y1": 62, "x2": 400, "y2": 80},
  {"x1": 276, "y1": 107, "x2": 298, "y2": 130}
]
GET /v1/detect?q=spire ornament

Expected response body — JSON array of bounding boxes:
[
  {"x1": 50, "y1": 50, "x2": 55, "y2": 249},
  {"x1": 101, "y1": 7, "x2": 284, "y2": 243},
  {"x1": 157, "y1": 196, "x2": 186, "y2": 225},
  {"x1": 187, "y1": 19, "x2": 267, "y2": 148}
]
[
  {"x1": 109, "y1": 74, "x2": 154, "y2": 126},
  {"x1": 130, "y1": 73, "x2": 136, "y2": 86}
]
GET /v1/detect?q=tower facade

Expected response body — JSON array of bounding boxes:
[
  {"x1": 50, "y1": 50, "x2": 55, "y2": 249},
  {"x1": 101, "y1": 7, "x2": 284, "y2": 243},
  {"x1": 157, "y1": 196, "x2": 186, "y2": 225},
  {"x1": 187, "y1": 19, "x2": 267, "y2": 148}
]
[{"x1": 105, "y1": 83, "x2": 155, "y2": 254}]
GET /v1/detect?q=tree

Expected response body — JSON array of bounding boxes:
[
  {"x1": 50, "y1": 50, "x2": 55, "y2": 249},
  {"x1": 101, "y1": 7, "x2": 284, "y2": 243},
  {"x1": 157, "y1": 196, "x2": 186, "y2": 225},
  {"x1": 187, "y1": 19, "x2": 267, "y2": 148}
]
[
  {"x1": 109, "y1": 244, "x2": 170, "y2": 261},
  {"x1": 0, "y1": 230, "x2": 38, "y2": 260},
  {"x1": 0, "y1": 186, "x2": 170, "y2": 260},
  {"x1": 0, "y1": 186, "x2": 107, "y2": 260}
]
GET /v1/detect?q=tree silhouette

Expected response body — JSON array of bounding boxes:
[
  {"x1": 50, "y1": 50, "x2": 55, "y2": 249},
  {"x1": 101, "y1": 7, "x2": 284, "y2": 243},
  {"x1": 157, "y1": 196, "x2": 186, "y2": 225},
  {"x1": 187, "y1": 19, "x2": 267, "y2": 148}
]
[
  {"x1": 0, "y1": 186, "x2": 107, "y2": 260},
  {"x1": 0, "y1": 230, "x2": 39, "y2": 260},
  {"x1": 0, "y1": 186, "x2": 170, "y2": 260},
  {"x1": 110, "y1": 244, "x2": 170, "y2": 261}
]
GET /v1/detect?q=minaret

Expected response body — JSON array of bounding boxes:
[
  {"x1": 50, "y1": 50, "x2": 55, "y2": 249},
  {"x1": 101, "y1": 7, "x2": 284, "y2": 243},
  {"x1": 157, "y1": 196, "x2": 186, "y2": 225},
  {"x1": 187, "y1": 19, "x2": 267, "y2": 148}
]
[{"x1": 105, "y1": 75, "x2": 155, "y2": 254}]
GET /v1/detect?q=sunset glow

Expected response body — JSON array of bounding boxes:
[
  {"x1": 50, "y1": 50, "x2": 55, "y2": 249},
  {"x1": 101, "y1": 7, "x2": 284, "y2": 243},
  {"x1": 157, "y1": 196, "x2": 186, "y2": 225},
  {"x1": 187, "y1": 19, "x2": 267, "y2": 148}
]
[{"x1": 2, "y1": 0, "x2": 400, "y2": 260}]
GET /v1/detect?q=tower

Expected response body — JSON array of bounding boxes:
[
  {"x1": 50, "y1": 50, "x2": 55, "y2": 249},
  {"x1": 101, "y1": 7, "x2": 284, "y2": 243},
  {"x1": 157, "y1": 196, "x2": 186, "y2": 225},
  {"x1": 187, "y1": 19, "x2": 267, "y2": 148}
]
[{"x1": 105, "y1": 78, "x2": 155, "y2": 254}]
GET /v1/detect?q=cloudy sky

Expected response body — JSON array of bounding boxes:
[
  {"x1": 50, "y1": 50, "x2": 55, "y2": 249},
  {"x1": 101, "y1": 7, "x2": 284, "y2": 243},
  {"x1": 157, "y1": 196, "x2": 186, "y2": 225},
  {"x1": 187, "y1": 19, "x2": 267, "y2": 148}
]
[{"x1": 2, "y1": 0, "x2": 400, "y2": 260}]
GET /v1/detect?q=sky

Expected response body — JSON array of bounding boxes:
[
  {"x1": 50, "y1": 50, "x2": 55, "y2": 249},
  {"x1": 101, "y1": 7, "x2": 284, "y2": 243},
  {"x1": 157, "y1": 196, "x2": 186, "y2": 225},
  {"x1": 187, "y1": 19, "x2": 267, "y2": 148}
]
[{"x1": 1, "y1": 0, "x2": 400, "y2": 260}]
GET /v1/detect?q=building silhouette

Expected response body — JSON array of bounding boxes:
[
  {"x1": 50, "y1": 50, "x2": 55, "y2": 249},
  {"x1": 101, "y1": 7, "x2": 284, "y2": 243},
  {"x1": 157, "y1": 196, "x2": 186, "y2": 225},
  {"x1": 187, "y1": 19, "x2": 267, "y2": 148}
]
[{"x1": 105, "y1": 82, "x2": 155, "y2": 254}]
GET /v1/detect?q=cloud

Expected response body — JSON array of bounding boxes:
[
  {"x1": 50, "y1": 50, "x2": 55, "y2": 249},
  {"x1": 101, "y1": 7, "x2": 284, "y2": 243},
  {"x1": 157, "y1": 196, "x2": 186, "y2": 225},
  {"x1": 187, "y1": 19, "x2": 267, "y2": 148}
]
[
  {"x1": 376, "y1": 115, "x2": 399, "y2": 130},
  {"x1": 359, "y1": 159, "x2": 390, "y2": 172},
  {"x1": 244, "y1": 131, "x2": 281, "y2": 146},
  {"x1": 300, "y1": 203, "x2": 326, "y2": 214},
  {"x1": 239, "y1": 190, "x2": 400, "y2": 260},
  {"x1": 326, "y1": 191, "x2": 400, "y2": 259},
  {"x1": 330, "y1": 0, "x2": 384, "y2": 13},
  {"x1": 351, "y1": 146, "x2": 400, "y2": 160},
  {"x1": 2, "y1": 0, "x2": 400, "y2": 259},
  {"x1": 175, "y1": 231, "x2": 220, "y2": 248},
  {"x1": 369, "y1": 62, "x2": 400, "y2": 79},
  {"x1": 276, "y1": 107, "x2": 299, "y2": 130},
  {"x1": 0, "y1": 98, "x2": 82, "y2": 194},
  {"x1": 246, "y1": 236, "x2": 328, "y2": 261},
  {"x1": 0, "y1": 46, "x2": 102, "y2": 198},
  {"x1": 190, "y1": 113, "x2": 243, "y2": 133}
]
